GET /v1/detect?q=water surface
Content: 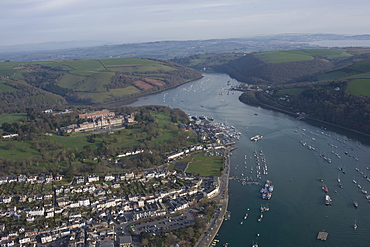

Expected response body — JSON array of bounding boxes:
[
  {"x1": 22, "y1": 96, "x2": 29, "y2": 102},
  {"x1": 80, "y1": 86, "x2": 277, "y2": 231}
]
[{"x1": 129, "y1": 73, "x2": 370, "y2": 247}]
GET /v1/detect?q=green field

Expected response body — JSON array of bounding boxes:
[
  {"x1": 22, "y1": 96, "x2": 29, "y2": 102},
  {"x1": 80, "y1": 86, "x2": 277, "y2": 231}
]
[
  {"x1": 57, "y1": 73, "x2": 85, "y2": 88},
  {"x1": 176, "y1": 152, "x2": 224, "y2": 177},
  {"x1": 348, "y1": 60, "x2": 370, "y2": 73},
  {"x1": 74, "y1": 72, "x2": 115, "y2": 92},
  {"x1": 277, "y1": 88, "x2": 305, "y2": 96},
  {"x1": 347, "y1": 79, "x2": 370, "y2": 96},
  {"x1": 0, "y1": 113, "x2": 27, "y2": 125},
  {"x1": 255, "y1": 49, "x2": 352, "y2": 64},
  {"x1": 297, "y1": 49, "x2": 352, "y2": 59},
  {"x1": 0, "y1": 82, "x2": 17, "y2": 92},
  {"x1": 255, "y1": 50, "x2": 314, "y2": 63},
  {"x1": 316, "y1": 70, "x2": 361, "y2": 81},
  {"x1": 0, "y1": 57, "x2": 198, "y2": 105},
  {"x1": 347, "y1": 72, "x2": 370, "y2": 79}
]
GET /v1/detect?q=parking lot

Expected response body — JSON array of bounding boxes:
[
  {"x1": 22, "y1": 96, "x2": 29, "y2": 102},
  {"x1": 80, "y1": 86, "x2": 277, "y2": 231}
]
[{"x1": 130, "y1": 212, "x2": 195, "y2": 236}]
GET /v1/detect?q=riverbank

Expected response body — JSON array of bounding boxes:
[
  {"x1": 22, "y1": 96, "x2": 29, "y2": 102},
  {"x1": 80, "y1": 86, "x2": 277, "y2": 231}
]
[
  {"x1": 195, "y1": 147, "x2": 231, "y2": 247},
  {"x1": 238, "y1": 94, "x2": 370, "y2": 139},
  {"x1": 102, "y1": 76, "x2": 204, "y2": 108}
]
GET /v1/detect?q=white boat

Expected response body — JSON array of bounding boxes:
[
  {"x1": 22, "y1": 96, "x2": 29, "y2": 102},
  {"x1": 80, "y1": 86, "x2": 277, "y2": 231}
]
[
  {"x1": 257, "y1": 213, "x2": 263, "y2": 222},
  {"x1": 250, "y1": 135, "x2": 263, "y2": 142}
]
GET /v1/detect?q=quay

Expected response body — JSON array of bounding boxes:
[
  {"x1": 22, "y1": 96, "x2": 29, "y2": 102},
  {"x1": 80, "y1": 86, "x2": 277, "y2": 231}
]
[{"x1": 195, "y1": 147, "x2": 231, "y2": 247}]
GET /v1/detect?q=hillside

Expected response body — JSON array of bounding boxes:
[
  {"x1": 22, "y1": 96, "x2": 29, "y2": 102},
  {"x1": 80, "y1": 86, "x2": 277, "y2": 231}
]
[
  {"x1": 0, "y1": 58, "x2": 202, "y2": 112},
  {"x1": 236, "y1": 48, "x2": 370, "y2": 135},
  {"x1": 0, "y1": 105, "x2": 196, "y2": 176},
  {"x1": 219, "y1": 49, "x2": 356, "y2": 84}
]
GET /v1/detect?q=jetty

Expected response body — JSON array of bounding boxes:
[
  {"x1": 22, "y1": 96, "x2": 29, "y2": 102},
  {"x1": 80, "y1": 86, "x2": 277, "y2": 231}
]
[{"x1": 317, "y1": 230, "x2": 328, "y2": 241}]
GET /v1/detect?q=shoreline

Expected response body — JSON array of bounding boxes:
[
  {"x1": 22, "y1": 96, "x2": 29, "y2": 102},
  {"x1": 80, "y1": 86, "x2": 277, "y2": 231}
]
[
  {"x1": 238, "y1": 95, "x2": 370, "y2": 140},
  {"x1": 101, "y1": 76, "x2": 204, "y2": 107},
  {"x1": 195, "y1": 147, "x2": 231, "y2": 247}
]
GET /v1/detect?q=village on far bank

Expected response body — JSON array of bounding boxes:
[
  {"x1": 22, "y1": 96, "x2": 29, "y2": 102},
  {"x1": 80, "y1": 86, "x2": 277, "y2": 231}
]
[{"x1": 0, "y1": 109, "x2": 241, "y2": 247}]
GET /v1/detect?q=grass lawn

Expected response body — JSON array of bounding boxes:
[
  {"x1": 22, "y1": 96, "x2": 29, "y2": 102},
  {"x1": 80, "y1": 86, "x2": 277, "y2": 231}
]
[
  {"x1": 180, "y1": 152, "x2": 224, "y2": 177},
  {"x1": 347, "y1": 79, "x2": 370, "y2": 96},
  {"x1": 50, "y1": 134, "x2": 94, "y2": 151},
  {"x1": 0, "y1": 113, "x2": 27, "y2": 125},
  {"x1": 0, "y1": 140, "x2": 40, "y2": 159}
]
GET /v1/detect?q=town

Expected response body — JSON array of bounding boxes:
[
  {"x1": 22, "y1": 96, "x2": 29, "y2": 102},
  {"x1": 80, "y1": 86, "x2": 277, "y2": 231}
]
[{"x1": 0, "y1": 110, "x2": 240, "y2": 246}]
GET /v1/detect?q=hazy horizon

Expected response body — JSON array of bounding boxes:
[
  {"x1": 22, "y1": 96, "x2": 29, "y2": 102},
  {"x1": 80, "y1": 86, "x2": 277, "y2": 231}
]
[{"x1": 2, "y1": 0, "x2": 370, "y2": 47}]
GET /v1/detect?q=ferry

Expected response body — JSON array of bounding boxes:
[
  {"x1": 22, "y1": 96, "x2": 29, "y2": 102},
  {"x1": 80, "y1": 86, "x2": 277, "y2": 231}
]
[{"x1": 250, "y1": 135, "x2": 263, "y2": 142}]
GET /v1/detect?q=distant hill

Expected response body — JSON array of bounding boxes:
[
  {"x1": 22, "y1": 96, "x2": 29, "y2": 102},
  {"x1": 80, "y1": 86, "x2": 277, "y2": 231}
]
[
  {"x1": 219, "y1": 49, "x2": 356, "y2": 84},
  {"x1": 5, "y1": 33, "x2": 370, "y2": 62},
  {"x1": 234, "y1": 48, "x2": 370, "y2": 135},
  {"x1": 0, "y1": 58, "x2": 202, "y2": 112}
]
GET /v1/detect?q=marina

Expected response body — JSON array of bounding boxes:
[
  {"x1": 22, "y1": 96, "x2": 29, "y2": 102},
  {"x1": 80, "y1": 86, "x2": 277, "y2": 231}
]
[{"x1": 129, "y1": 73, "x2": 370, "y2": 247}]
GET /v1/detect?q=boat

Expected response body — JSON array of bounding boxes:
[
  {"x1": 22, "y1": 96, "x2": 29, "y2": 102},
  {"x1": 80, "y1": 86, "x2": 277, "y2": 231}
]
[
  {"x1": 244, "y1": 213, "x2": 249, "y2": 219},
  {"x1": 257, "y1": 213, "x2": 263, "y2": 222},
  {"x1": 325, "y1": 195, "x2": 332, "y2": 205},
  {"x1": 339, "y1": 183, "x2": 343, "y2": 188},
  {"x1": 225, "y1": 211, "x2": 231, "y2": 220},
  {"x1": 260, "y1": 204, "x2": 270, "y2": 212},
  {"x1": 354, "y1": 219, "x2": 357, "y2": 230},
  {"x1": 337, "y1": 174, "x2": 341, "y2": 183},
  {"x1": 260, "y1": 180, "x2": 274, "y2": 200},
  {"x1": 250, "y1": 135, "x2": 263, "y2": 142},
  {"x1": 252, "y1": 242, "x2": 258, "y2": 247},
  {"x1": 322, "y1": 185, "x2": 329, "y2": 193},
  {"x1": 353, "y1": 201, "x2": 358, "y2": 208}
]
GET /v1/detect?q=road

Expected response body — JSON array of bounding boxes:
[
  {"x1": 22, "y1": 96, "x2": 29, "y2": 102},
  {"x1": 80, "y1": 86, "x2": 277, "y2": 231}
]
[{"x1": 195, "y1": 147, "x2": 231, "y2": 247}]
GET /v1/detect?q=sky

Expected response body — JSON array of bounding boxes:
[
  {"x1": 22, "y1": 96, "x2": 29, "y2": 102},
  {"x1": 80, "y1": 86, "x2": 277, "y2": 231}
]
[{"x1": 1, "y1": 0, "x2": 370, "y2": 47}]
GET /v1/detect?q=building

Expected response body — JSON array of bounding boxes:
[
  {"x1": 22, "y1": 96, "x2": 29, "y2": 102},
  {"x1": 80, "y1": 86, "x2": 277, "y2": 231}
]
[
  {"x1": 78, "y1": 110, "x2": 115, "y2": 120},
  {"x1": 118, "y1": 235, "x2": 132, "y2": 247}
]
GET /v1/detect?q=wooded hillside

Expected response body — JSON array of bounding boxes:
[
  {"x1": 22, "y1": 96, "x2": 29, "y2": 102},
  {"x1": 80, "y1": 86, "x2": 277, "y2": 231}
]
[{"x1": 0, "y1": 58, "x2": 202, "y2": 112}]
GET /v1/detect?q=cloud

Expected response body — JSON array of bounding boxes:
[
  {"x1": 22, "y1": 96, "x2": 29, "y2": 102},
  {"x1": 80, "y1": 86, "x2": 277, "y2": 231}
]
[{"x1": 1, "y1": 0, "x2": 370, "y2": 46}]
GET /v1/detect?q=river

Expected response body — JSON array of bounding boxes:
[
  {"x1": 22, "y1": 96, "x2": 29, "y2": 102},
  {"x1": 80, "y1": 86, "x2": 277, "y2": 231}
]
[{"x1": 129, "y1": 73, "x2": 370, "y2": 247}]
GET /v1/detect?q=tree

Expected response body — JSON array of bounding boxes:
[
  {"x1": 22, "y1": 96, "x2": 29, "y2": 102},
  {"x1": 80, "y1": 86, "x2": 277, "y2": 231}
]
[{"x1": 5, "y1": 142, "x2": 16, "y2": 150}]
